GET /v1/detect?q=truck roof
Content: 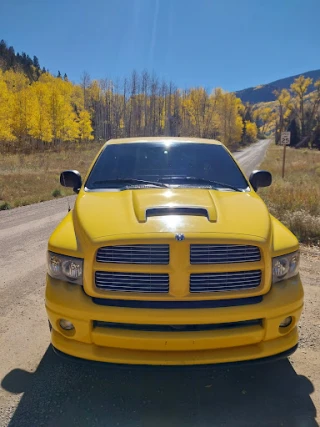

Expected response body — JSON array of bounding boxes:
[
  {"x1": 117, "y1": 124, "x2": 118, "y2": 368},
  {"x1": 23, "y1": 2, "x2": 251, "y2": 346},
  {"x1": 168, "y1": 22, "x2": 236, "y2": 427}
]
[{"x1": 106, "y1": 137, "x2": 222, "y2": 146}]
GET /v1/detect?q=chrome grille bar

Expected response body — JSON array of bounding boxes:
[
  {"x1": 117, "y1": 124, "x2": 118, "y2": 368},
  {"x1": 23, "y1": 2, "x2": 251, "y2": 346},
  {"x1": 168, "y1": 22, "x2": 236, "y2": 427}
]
[
  {"x1": 96, "y1": 244, "x2": 169, "y2": 264},
  {"x1": 190, "y1": 244, "x2": 261, "y2": 264},
  {"x1": 190, "y1": 270, "x2": 262, "y2": 293},
  {"x1": 95, "y1": 271, "x2": 169, "y2": 293}
]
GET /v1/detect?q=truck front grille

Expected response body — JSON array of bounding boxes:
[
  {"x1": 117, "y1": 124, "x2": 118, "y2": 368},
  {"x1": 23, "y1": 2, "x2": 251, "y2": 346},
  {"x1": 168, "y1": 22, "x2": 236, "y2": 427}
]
[
  {"x1": 96, "y1": 245, "x2": 169, "y2": 265},
  {"x1": 190, "y1": 270, "x2": 262, "y2": 293},
  {"x1": 95, "y1": 271, "x2": 169, "y2": 293},
  {"x1": 190, "y1": 244, "x2": 261, "y2": 264}
]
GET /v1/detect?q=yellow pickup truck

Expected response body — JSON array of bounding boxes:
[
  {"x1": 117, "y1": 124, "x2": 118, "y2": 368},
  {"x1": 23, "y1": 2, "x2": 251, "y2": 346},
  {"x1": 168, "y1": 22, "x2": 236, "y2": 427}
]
[{"x1": 45, "y1": 137, "x2": 303, "y2": 365}]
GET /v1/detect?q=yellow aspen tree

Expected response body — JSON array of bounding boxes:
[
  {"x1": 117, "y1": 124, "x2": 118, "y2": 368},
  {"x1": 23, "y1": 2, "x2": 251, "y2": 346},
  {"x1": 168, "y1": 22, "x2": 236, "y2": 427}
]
[
  {"x1": 306, "y1": 80, "x2": 320, "y2": 136},
  {"x1": 28, "y1": 81, "x2": 53, "y2": 142},
  {"x1": 3, "y1": 69, "x2": 28, "y2": 93},
  {"x1": 58, "y1": 79, "x2": 80, "y2": 142},
  {"x1": 235, "y1": 115, "x2": 244, "y2": 142},
  {"x1": 182, "y1": 88, "x2": 210, "y2": 137},
  {"x1": 42, "y1": 75, "x2": 79, "y2": 143},
  {"x1": 71, "y1": 84, "x2": 85, "y2": 110},
  {"x1": 0, "y1": 74, "x2": 15, "y2": 142},
  {"x1": 274, "y1": 89, "x2": 292, "y2": 141},
  {"x1": 78, "y1": 110, "x2": 94, "y2": 141},
  {"x1": 48, "y1": 81, "x2": 62, "y2": 142},
  {"x1": 253, "y1": 106, "x2": 276, "y2": 135},
  {"x1": 11, "y1": 87, "x2": 29, "y2": 144},
  {"x1": 255, "y1": 106, "x2": 277, "y2": 135},
  {"x1": 13, "y1": 86, "x2": 39, "y2": 144},
  {"x1": 291, "y1": 76, "x2": 313, "y2": 136},
  {"x1": 2, "y1": 70, "x2": 30, "y2": 145},
  {"x1": 55, "y1": 100, "x2": 79, "y2": 142},
  {"x1": 245, "y1": 121, "x2": 258, "y2": 143},
  {"x1": 214, "y1": 89, "x2": 243, "y2": 146}
]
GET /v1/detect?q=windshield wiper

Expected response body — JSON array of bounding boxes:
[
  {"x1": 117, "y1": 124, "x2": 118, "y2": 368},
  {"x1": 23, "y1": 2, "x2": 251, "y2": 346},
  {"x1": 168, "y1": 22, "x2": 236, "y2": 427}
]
[
  {"x1": 161, "y1": 176, "x2": 243, "y2": 192},
  {"x1": 91, "y1": 178, "x2": 169, "y2": 188}
]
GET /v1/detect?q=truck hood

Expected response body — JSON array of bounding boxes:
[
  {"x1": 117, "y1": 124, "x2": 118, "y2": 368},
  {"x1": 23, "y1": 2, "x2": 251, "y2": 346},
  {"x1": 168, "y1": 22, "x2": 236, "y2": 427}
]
[{"x1": 73, "y1": 188, "x2": 271, "y2": 242}]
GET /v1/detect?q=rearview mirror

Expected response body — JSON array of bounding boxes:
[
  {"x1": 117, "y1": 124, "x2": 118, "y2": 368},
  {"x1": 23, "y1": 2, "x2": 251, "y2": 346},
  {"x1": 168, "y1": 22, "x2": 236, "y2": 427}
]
[
  {"x1": 60, "y1": 170, "x2": 82, "y2": 194},
  {"x1": 249, "y1": 170, "x2": 272, "y2": 191}
]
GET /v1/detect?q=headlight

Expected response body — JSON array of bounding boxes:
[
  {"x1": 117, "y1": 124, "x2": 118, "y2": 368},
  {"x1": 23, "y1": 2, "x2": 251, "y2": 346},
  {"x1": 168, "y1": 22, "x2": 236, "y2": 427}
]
[
  {"x1": 272, "y1": 251, "x2": 299, "y2": 284},
  {"x1": 47, "y1": 251, "x2": 83, "y2": 285}
]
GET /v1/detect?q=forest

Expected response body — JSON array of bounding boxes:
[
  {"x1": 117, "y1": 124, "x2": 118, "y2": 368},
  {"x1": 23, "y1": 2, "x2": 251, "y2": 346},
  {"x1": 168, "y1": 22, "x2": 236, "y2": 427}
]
[
  {"x1": 0, "y1": 40, "x2": 257, "y2": 152},
  {"x1": 1, "y1": 39, "x2": 320, "y2": 152}
]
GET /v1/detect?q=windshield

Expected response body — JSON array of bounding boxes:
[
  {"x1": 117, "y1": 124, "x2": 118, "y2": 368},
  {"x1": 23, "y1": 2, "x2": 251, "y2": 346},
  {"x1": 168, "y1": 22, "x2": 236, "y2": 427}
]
[{"x1": 85, "y1": 142, "x2": 249, "y2": 191}]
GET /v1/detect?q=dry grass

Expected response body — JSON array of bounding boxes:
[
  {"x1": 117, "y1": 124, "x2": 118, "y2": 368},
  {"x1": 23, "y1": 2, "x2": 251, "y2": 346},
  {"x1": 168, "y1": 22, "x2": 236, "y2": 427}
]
[
  {"x1": 259, "y1": 144, "x2": 320, "y2": 245},
  {"x1": 0, "y1": 142, "x2": 103, "y2": 209}
]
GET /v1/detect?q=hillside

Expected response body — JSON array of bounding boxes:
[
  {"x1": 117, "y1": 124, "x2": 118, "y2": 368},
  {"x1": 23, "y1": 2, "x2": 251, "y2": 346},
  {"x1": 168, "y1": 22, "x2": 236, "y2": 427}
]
[
  {"x1": 0, "y1": 39, "x2": 43, "y2": 81},
  {"x1": 0, "y1": 39, "x2": 66, "y2": 81},
  {"x1": 235, "y1": 69, "x2": 320, "y2": 104}
]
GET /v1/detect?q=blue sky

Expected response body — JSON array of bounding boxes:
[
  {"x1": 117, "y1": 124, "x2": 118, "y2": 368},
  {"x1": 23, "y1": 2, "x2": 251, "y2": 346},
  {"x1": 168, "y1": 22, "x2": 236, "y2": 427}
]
[{"x1": 1, "y1": 0, "x2": 319, "y2": 91}]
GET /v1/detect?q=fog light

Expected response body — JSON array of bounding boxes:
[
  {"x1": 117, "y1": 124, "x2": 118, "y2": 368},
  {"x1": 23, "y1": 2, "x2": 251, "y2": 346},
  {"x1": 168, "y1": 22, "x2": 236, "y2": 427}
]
[
  {"x1": 59, "y1": 319, "x2": 75, "y2": 330},
  {"x1": 279, "y1": 316, "x2": 292, "y2": 328}
]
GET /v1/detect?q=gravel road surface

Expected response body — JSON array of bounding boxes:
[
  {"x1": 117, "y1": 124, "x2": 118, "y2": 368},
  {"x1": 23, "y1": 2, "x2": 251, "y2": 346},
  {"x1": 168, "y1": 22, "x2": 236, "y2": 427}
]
[{"x1": 1, "y1": 139, "x2": 319, "y2": 427}]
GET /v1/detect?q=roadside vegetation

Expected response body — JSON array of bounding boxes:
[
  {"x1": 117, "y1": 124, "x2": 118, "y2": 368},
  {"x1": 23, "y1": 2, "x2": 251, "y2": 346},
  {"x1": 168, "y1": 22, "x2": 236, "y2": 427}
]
[
  {"x1": 259, "y1": 144, "x2": 320, "y2": 245},
  {"x1": 0, "y1": 143, "x2": 102, "y2": 209}
]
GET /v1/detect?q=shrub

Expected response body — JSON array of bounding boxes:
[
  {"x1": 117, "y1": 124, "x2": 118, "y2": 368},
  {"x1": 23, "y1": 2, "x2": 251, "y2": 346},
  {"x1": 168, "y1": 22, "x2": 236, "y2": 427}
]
[
  {"x1": 0, "y1": 201, "x2": 11, "y2": 210},
  {"x1": 282, "y1": 210, "x2": 320, "y2": 245},
  {"x1": 52, "y1": 188, "x2": 62, "y2": 198}
]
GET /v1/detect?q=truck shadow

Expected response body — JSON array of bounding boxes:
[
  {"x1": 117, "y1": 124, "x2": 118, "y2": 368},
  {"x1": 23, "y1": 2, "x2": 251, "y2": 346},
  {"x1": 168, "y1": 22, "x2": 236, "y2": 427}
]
[{"x1": 1, "y1": 346, "x2": 318, "y2": 427}]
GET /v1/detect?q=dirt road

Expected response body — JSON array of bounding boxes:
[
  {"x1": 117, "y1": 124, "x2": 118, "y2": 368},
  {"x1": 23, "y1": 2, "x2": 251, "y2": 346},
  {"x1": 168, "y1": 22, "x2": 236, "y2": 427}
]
[{"x1": 1, "y1": 139, "x2": 319, "y2": 427}]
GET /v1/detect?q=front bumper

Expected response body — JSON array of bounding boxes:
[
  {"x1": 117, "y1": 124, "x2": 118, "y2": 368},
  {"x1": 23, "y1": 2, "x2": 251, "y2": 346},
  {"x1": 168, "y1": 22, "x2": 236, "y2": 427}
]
[{"x1": 45, "y1": 275, "x2": 303, "y2": 365}]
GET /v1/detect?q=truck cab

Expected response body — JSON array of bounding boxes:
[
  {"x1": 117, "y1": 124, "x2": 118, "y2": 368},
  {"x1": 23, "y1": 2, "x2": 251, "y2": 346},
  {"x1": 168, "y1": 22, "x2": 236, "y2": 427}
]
[{"x1": 45, "y1": 137, "x2": 303, "y2": 365}]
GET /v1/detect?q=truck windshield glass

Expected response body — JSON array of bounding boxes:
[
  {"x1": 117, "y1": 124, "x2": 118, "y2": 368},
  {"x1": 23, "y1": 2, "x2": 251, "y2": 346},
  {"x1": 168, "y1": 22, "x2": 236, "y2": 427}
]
[{"x1": 85, "y1": 142, "x2": 249, "y2": 191}]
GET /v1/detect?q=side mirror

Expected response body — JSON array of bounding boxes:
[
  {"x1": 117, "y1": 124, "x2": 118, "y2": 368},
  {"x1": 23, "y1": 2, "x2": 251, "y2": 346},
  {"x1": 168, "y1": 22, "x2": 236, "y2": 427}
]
[
  {"x1": 60, "y1": 170, "x2": 82, "y2": 194},
  {"x1": 249, "y1": 170, "x2": 272, "y2": 191}
]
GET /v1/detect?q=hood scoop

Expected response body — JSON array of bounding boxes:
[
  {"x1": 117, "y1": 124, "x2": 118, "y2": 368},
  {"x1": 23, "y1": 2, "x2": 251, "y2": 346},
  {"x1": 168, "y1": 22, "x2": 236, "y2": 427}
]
[
  {"x1": 74, "y1": 188, "x2": 271, "y2": 240},
  {"x1": 146, "y1": 207, "x2": 209, "y2": 220},
  {"x1": 132, "y1": 189, "x2": 218, "y2": 223}
]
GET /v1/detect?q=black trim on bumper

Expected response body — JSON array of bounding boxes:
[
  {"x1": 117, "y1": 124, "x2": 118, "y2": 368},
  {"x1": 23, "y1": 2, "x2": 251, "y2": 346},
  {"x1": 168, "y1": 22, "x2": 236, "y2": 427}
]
[
  {"x1": 51, "y1": 344, "x2": 298, "y2": 369},
  {"x1": 91, "y1": 295, "x2": 263, "y2": 309},
  {"x1": 93, "y1": 319, "x2": 263, "y2": 332}
]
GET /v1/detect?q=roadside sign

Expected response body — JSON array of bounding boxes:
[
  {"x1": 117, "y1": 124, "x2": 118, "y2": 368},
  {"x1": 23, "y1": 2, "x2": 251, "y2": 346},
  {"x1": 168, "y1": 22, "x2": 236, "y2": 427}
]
[
  {"x1": 280, "y1": 131, "x2": 291, "y2": 146},
  {"x1": 281, "y1": 131, "x2": 291, "y2": 178}
]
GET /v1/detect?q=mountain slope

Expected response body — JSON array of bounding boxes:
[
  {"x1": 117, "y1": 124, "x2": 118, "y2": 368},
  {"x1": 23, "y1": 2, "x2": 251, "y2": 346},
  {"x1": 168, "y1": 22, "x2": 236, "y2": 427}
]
[
  {"x1": 235, "y1": 69, "x2": 320, "y2": 104},
  {"x1": 0, "y1": 39, "x2": 43, "y2": 81}
]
